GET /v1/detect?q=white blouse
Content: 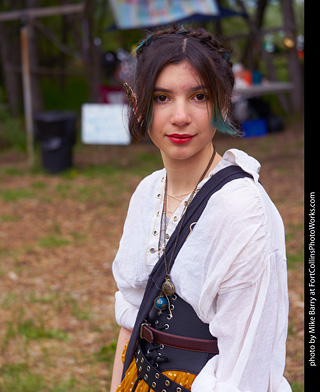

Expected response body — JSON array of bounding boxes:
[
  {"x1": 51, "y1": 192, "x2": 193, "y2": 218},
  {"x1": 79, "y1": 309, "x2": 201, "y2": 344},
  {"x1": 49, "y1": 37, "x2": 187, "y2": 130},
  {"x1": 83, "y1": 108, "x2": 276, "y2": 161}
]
[{"x1": 112, "y1": 149, "x2": 292, "y2": 392}]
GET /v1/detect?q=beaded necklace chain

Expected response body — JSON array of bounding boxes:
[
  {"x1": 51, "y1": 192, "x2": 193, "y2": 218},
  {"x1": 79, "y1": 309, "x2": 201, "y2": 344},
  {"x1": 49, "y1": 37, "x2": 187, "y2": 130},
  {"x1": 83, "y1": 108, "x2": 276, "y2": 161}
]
[{"x1": 154, "y1": 147, "x2": 216, "y2": 313}]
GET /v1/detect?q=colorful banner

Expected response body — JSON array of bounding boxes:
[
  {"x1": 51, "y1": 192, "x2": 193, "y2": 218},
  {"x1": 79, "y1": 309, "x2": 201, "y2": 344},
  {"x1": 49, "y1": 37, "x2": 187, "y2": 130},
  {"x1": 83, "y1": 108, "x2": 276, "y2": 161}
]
[{"x1": 109, "y1": 0, "x2": 219, "y2": 29}]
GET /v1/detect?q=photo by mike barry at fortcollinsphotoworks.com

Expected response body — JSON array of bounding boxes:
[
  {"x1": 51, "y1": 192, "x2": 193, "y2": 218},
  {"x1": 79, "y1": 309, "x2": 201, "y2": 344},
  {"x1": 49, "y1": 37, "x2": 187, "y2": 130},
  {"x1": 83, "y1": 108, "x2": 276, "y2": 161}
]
[{"x1": 307, "y1": 191, "x2": 316, "y2": 369}]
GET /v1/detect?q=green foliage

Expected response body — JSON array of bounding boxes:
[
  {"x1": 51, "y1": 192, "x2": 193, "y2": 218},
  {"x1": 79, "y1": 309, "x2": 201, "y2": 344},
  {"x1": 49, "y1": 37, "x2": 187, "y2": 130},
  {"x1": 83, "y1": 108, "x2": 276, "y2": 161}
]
[
  {"x1": 41, "y1": 74, "x2": 89, "y2": 113},
  {"x1": 0, "y1": 107, "x2": 26, "y2": 152}
]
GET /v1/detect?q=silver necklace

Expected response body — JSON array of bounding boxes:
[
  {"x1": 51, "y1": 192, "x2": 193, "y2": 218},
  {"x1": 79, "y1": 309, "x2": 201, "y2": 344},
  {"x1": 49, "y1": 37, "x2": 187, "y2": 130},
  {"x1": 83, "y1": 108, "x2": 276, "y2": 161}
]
[{"x1": 154, "y1": 147, "x2": 216, "y2": 311}]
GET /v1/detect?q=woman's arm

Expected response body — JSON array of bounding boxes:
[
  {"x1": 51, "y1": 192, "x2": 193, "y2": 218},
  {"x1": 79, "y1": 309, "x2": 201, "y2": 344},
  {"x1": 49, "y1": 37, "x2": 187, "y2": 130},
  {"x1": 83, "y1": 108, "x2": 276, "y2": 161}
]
[{"x1": 110, "y1": 327, "x2": 132, "y2": 392}]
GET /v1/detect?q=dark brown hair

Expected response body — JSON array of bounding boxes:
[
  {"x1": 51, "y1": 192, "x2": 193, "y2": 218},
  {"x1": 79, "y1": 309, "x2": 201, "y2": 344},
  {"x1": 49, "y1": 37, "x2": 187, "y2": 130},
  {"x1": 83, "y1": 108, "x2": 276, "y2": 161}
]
[{"x1": 127, "y1": 25, "x2": 239, "y2": 141}]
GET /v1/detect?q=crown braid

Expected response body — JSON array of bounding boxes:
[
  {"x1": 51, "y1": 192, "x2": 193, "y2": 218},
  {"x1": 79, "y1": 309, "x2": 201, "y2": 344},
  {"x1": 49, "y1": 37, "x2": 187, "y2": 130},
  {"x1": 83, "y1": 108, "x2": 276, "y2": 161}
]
[{"x1": 135, "y1": 25, "x2": 232, "y2": 66}]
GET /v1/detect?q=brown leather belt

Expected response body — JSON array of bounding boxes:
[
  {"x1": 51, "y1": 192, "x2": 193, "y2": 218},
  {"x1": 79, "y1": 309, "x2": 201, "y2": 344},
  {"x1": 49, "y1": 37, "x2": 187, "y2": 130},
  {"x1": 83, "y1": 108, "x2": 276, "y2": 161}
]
[{"x1": 140, "y1": 323, "x2": 219, "y2": 354}]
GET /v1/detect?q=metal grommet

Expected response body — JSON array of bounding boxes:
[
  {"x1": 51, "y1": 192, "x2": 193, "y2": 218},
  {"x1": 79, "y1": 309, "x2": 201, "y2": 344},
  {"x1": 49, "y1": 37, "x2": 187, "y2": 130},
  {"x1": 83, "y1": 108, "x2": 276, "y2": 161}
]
[
  {"x1": 147, "y1": 366, "x2": 150, "y2": 371},
  {"x1": 165, "y1": 380, "x2": 170, "y2": 386},
  {"x1": 172, "y1": 294, "x2": 177, "y2": 300},
  {"x1": 162, "y1": 390, "x2": 167, "y2": 392},
  {"x1": 167, "y1": 314, "x2": 173, "y2": 320},
  {"x1": 150, "y1": 247, "x2": 156, "y2": 253},
  {"x1": 144, "y1": 374, "x2": 148, "y2": 381},
  {"x1": 152, "y1": 382, "x2": 157, "y2": 388},
  {"x1": 164, "y1": 324, "x2": 169, "y2": 329},
  {"x1": 176, "y1": 388, "x2": 182, "y2": 392},
  {"x1": 141, "y1": 357, "x2": 144, "y2": 363},
  {"x1": 155, "y1": 373, "x2": 160, "y2": 379},
  {"x1": 138, "y1": 366, "x2": 142, "y2": 372},
  {"x1": 159, "y1": 344, "x2": 164, "y2": 349},
  {"x1": 157, "y1": 193, "x2": 161, "y2": 198}
]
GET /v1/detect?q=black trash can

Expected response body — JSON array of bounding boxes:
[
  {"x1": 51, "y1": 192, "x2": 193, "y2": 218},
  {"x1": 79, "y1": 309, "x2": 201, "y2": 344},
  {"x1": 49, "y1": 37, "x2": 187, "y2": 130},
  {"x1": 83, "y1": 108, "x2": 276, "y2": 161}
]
[{"x1": 34, "y1": 111, "x2": 77, "y2": 174}]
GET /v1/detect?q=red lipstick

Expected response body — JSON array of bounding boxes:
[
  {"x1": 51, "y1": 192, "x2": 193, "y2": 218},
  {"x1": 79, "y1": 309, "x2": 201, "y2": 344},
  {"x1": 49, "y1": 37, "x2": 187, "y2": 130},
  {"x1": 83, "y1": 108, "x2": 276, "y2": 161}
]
[{"x1": 167, "y1": 134, "x2": 194, "y2": 144}]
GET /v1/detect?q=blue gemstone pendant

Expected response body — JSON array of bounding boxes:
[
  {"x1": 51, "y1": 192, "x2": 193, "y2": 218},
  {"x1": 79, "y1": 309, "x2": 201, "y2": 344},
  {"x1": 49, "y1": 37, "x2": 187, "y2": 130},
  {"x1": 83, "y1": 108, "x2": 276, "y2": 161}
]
[{"x1": 154, "y1": 296, "x2": 168, "y2": 310}]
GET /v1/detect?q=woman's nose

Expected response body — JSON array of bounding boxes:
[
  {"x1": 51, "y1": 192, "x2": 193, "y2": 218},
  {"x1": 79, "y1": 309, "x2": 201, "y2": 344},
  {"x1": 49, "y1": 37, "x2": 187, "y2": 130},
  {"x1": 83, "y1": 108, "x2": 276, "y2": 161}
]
[{"x1": 170, "y1": 101, "x2": 192, "y2": 127}]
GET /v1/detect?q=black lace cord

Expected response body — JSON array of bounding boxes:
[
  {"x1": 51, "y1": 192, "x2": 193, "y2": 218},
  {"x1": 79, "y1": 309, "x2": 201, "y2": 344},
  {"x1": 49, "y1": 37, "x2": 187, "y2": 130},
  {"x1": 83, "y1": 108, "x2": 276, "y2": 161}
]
[{"x1": 144, "y1": 306, "x2": 172, "y2": 367}]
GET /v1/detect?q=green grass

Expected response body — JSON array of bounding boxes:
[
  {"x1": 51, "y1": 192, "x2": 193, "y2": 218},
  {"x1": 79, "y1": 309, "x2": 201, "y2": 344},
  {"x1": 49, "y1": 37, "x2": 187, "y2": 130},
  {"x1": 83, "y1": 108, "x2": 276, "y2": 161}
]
[
  {"x1": 0, "y1": 188, "x2": 36, "y2": 202},
  {"x1": 287, "y1": 251, "x2": 304, "y2": 269},
  {"x1": 0, "y1": 366, "x2": 102, "y2": 392},
  {"x1": 17, "y1": 319, "x2": 68, "y2": 341},
  {"x1": 290, "y1": 381, "x2": 304, "y2": 392},
  {"x1": 0, "y1": 215, "x2": 21, "y2": 222},
  {"x1": 38, "y1": 235, "x2": 71, "y2": 248},
  {"x1": 0, "y1": 367, "x2": 47, "y2": 392},
  {"x1": 94, "y1": 339, "x2": 117, "y2": 363},
  {"x1": 66, "y1": 295, "x2": 93, "y2": 321}
]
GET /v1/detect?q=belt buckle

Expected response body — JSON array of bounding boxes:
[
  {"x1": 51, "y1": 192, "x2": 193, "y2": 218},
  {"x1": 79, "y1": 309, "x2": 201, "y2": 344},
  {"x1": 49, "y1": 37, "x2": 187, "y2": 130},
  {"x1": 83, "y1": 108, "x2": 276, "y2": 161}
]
[
  {"x1": 140, "y1": 322, "x2": 153, "y2": 342},
  {"x1": 139, "y1": 322, "x2": 150, "y2": 339}
]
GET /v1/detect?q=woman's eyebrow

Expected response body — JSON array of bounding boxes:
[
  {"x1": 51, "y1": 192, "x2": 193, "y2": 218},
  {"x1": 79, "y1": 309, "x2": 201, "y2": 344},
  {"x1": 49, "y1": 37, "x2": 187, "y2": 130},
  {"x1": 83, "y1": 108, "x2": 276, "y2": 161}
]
[{"x1": 154, "y1": 85, "x2": 207, "y2": 93}]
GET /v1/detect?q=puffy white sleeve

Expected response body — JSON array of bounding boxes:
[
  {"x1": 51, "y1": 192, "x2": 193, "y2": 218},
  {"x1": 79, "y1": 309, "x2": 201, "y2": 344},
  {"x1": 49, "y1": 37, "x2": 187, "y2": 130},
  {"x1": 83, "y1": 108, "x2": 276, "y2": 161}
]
[{"x1": 189, "y1": 180, "x2": 291, "y2": 392}]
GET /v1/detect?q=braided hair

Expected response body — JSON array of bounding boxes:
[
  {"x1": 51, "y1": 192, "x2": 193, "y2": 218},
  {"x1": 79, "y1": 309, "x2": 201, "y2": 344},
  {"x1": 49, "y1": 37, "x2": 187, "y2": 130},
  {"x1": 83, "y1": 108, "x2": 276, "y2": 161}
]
[{"x1": 128, "y1": 25, "x2": 239, "y2": 141}]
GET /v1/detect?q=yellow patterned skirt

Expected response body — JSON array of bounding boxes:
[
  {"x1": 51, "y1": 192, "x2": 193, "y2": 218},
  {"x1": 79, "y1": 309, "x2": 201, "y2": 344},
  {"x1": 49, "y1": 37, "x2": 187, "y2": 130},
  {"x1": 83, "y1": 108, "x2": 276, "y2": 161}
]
[{"x1": 116, "y1": 342, "x2": 196, "y2": 392}]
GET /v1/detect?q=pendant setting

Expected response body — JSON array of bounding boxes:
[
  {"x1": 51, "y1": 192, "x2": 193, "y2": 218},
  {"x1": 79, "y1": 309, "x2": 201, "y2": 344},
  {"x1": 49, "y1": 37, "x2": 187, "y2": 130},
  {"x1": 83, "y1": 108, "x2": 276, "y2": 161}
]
[
  {"x1": 154, "y1": 275, "x2": 175, "y2": 311},
  {"x1": 154, "y1": 295, "x2": 168, "y2": 310},
  {"x1": 162, "y1": 276, "x2": 175, "y2": 296}
]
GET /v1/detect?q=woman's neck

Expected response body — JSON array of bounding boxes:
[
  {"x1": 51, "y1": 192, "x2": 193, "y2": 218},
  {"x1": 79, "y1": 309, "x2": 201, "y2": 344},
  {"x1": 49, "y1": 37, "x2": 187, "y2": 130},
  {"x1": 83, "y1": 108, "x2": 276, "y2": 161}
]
[{"x1": 162, "y1": 145, "x2": 222, "y2": 197}]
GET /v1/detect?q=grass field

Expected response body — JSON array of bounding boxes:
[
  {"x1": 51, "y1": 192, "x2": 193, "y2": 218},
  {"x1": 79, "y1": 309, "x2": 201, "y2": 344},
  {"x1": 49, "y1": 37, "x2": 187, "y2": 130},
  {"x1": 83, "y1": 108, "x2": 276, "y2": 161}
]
[{"x1": 0, "y1": 121, "x2": 304, "y2": 391}]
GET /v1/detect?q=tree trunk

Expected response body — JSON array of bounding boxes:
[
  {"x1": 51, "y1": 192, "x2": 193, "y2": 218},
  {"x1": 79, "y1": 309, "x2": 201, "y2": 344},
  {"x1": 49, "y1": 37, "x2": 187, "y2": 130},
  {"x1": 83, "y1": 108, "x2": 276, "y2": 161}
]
[
  {"x1": 0, "y1": 21, "x2": 21, "y2": 115},
  {"x1": 26, "y1": 0, "x2": 43, "y2": 114},
  {"x1": 241, "y1": 0, "x2": 268, "y2": 70},
  {"x1": 83, "y1": 0, "x2": 101, "y2": 103},
  {"x1": 280, "y1": 0, "x2": 304, "y2": 113}
]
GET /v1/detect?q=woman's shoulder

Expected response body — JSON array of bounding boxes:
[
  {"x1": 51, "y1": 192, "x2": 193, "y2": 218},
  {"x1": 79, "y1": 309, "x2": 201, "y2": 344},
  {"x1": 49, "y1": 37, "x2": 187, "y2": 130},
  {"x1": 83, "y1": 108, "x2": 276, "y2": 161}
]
[
  {"x1": 207, "y1": 149, "x2": 268, "y2": 217},
  {"x1": 214, "y1": 148, "x2": 261, "y2": 184}
]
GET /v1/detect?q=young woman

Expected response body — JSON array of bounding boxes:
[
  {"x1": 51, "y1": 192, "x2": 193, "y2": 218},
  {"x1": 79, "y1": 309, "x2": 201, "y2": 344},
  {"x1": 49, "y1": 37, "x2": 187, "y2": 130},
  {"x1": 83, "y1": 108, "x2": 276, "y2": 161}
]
[{"x1": 111, "y1": 26, "x2": 291, "y2": 392}]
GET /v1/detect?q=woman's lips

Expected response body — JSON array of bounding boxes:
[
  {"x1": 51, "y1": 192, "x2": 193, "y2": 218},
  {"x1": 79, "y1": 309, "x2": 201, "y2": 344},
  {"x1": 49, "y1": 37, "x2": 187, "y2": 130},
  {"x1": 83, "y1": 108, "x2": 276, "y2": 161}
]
[{"x1": 167, "y1": 134, "x2": 194, "y2": 144}]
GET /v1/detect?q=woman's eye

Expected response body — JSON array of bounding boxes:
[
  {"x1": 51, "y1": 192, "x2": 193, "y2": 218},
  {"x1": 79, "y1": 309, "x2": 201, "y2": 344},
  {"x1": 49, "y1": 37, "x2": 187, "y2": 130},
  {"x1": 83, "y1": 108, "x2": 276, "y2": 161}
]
[
  {"x1": 193, "y1": 93, "x2": 208, "y2": 102},
  {"x1": 154, "y1": 94, "x2": 168, "y2": 103}
]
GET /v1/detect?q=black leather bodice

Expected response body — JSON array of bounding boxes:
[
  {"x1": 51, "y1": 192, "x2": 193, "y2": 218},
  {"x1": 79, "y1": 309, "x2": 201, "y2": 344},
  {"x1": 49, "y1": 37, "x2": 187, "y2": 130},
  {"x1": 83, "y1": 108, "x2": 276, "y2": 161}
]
[{"x1": 140, "y1": 294, "x2": 218, "y2": 374}]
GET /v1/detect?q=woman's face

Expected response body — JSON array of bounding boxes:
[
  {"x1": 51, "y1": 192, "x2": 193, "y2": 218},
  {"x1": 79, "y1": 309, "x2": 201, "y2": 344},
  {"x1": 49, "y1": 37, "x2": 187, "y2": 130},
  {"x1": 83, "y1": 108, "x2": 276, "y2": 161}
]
[{"x1": 148, "y1": 61, "x2": 216, "y2": 167}]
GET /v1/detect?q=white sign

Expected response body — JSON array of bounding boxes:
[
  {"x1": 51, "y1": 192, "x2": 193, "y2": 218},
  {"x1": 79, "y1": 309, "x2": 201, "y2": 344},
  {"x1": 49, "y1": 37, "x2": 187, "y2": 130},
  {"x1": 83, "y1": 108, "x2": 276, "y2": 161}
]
[{"x1": 81, "y1": 104, "x2": 131, "y2": 145}]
